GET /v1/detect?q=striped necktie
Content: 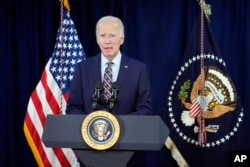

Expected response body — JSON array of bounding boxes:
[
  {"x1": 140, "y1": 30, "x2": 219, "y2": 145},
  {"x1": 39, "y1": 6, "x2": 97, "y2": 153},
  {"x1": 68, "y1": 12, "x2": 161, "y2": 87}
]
[{"x1": 103, "y1": 62, "x2": 113, "y2": 101}]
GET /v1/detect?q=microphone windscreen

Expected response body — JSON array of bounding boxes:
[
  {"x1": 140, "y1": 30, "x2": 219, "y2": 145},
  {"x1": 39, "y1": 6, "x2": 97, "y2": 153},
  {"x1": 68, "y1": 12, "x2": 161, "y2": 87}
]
[
  {"x1": 95, "y1": 81, "x2": 103, "y2": 90},
  {"x1": 112, "y1": 82, "x2": 120, "y2": 89}
]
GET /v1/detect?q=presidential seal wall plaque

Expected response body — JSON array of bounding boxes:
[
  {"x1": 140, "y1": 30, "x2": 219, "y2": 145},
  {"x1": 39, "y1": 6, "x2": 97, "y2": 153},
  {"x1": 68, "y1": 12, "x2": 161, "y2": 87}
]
[{"x1": 81, "y1": 110, "x2": 120, "y2": 150}]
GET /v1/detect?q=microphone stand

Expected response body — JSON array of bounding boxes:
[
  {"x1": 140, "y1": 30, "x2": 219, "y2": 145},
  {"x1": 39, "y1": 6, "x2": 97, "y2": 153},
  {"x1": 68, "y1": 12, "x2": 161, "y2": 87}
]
[
  {"x1": 107, "y1": 82, "x2": 119, "y2": 112},
  {"x1": 91, "y1": 82, "x2": 103, "y2": 111},
  {"x1": 91, "y1": 81, "x2": 119, "y2": 112}
]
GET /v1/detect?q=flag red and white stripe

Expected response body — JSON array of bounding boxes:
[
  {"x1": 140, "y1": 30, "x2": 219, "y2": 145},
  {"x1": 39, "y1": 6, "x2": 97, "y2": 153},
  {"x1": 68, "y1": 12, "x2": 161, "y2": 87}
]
[
  {"x1": 190, "y1": 98, "x2": 203, "y2": 117},
  {"x1": 23, "y1": 7, "x2": 85, "y2": 167}
]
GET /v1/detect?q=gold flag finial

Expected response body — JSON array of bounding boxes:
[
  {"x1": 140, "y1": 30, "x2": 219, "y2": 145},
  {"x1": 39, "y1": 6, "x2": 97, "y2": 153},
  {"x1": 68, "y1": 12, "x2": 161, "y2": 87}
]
[
  {"x1": 198, "y1": 0, "x2": 212, "y2": 22},
  {"x1": 63, "y1": 0, "x2": 70, "y2": 12}
]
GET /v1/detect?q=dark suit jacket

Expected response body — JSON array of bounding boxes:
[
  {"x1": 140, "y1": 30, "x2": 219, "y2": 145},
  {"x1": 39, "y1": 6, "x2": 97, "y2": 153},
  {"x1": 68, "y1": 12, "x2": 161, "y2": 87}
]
[{"x1": 66, "y1": 53, "x2": 152, "y2": 115}]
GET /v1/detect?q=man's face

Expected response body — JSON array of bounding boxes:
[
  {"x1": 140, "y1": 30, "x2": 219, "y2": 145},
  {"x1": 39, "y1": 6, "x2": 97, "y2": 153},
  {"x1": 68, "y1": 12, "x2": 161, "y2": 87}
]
[{"x1": 96, "y1": 20, "x2": 124, "y2": 60}]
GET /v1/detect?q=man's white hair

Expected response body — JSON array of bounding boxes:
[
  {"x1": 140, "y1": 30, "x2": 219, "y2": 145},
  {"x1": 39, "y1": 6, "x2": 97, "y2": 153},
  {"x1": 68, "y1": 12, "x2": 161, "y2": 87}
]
[{"x1": 96, "y1": 16, "x2": 124, "y2": 36}]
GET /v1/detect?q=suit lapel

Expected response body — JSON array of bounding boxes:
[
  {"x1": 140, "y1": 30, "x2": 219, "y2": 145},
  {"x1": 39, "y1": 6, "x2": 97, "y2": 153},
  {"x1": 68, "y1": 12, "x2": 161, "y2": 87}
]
[
  {"x1": 117, "y1": 54, "x2": 130, "y2": 85},
  {"x1": 91, "y1": 54, "x2": 102, "y2": 82}
]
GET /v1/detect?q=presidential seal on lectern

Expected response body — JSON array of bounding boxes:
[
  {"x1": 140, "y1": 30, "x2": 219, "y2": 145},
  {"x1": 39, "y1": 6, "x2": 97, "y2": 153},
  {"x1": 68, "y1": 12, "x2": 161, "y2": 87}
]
[{"x1": 81, "y1": 110, "x2": 120, "y2": 150}]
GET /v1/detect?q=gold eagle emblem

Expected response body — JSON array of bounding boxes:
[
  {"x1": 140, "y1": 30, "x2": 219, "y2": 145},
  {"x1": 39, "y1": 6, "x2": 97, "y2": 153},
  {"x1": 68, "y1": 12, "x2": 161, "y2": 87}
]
[
  {"x1": 180, "y1": 66, "x2": 237, "y2": 132},
  {"x1": 93, "y1": 120, "x2": 110, "y2": 141}
]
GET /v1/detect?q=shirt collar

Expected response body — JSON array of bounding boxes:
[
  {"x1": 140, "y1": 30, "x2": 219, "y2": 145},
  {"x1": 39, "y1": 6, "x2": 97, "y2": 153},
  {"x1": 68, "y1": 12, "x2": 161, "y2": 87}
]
[{"x1": 101, "y1": 51, "x2": 122, "y2": 67}]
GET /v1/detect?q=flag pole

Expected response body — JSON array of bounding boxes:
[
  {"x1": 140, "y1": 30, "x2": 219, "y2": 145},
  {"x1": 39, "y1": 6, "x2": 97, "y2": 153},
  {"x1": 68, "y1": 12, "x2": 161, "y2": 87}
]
[
  {"x1": 58, "y1": 0, "x2": 70, "y2": 114},
  {"x1": 198, "y1": 0, "x2": 206, "y2": 146},
  {"x1": 197, "y1": 0, "x2": 212, "y2": 146},
  {"x1": 58, "y1": 0, "x2": 64, "y2": 114}
]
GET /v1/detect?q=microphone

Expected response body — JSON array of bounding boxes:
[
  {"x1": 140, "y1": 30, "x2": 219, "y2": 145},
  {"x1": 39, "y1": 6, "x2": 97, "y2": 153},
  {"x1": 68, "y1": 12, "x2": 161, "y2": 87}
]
[
  {"x1": 109, "y1": 82, "x2": 120, "y2": 111},
  {"x1": 92, "y1": 81, "x2": 103, "y2": 110}
]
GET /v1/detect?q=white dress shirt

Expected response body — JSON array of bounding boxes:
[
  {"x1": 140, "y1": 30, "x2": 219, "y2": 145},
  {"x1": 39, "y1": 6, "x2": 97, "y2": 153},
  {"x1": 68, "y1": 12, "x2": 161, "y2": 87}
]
[{"x1": 101, "y1": 51, "x2": 121, "y2": 82}]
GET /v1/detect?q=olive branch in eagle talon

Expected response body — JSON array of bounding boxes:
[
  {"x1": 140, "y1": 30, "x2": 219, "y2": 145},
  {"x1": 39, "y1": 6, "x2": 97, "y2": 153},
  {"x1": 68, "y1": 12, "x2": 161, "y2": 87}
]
[
  {"x1": 91, "y1": 130, "x2": 98, "y2": 138},
  {"x1": 178, "y1": 80, "x2": 191, "y2": 104}
]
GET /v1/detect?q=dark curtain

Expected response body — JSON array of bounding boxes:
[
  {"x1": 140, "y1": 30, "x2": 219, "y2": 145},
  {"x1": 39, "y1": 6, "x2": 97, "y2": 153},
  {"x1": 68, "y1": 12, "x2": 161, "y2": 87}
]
[{"x1": 0, "y1": 0, "x2": 249, "y2": 166}]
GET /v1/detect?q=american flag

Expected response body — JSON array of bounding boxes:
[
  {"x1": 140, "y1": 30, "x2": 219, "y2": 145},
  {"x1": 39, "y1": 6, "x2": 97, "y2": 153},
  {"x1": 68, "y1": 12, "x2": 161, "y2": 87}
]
[
  {"x1": 23, "y1": 8, "x2": 85, "y2": 167},
  {"x1": 190, "y1": 98, "x2": 204, "y2": 117}
]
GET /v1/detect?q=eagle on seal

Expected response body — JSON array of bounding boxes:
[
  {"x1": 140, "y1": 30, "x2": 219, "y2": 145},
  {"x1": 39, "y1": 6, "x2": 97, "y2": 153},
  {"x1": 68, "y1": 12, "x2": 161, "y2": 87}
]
[
  {"x1": 180, "y1": 66, "x2": 237, "y2": 132},
  {"x1": 93, "y1": 120, "x2": 109, "y2": 140}
]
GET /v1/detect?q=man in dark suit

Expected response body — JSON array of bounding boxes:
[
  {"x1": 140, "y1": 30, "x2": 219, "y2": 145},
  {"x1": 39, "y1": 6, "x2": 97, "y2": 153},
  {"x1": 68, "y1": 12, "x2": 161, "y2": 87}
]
[{"x1": 66, "y1": 15, "x2": 152, "y2": 116}]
